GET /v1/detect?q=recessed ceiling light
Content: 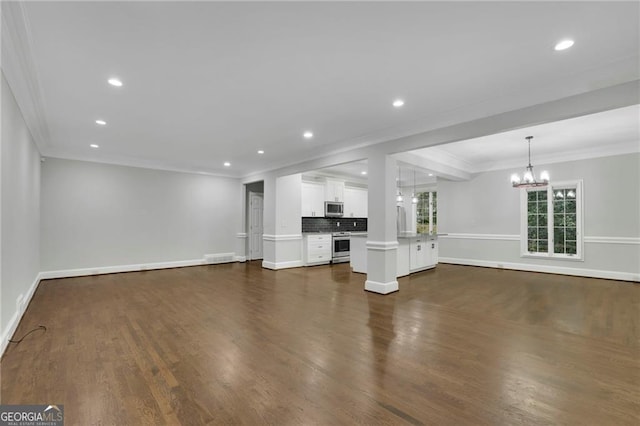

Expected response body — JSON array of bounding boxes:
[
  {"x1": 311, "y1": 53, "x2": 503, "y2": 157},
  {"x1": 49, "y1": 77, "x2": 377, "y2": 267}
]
[
  {"x1": 90, "y1": 144, "x2": 99, "y2": 148},
  {"x1": 223, "y1": 162, "x2": 231, "y2": 167},
  {"x1": 361, "y1": 171, "x2": 367, "y2": 175},
  {"x1": 108, "y1": 78, "x2": 123, "y2": 87},
  {"x1": 554, "y1": 39, "x2": 574, "y2": 51},
  {"x1": 393, "y1": 99, "x2": 404, "y2": 108},
  {"x1": 257, "y1": 150, "x2": 264, "y2": 154},
  {"x1": 95, "y1": 119, "x2": 106, "y2": 125},
  {"x1": 428, "y1": 173, "x2": 434, "y2": 177},
  {"x1": 303, "y1": 131, "x2": 313, "y2": 139}
]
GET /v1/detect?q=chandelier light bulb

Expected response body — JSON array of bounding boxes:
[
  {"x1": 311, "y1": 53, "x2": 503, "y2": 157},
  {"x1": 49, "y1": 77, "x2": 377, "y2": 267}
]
[
  {"x1": 411, "y1": 194, "x2": 418, "y2": 204},
  {"x1": 523, "y1": 170, "x2": 534, "y2": 183},
  {"x1": 396, "y1": 194, "x2": 404, "y2": 203},
  {"x1": 540, "y1": 170, "x2": 550, "y2": 182},
  {"x1": 511, "y1": 174, "x2": 521, "y2": 185}
]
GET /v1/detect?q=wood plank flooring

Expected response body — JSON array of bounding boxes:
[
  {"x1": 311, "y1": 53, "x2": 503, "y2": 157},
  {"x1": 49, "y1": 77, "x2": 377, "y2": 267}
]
[{"x1": 1, "y1": 262, "x2": 638, "y2": 425}]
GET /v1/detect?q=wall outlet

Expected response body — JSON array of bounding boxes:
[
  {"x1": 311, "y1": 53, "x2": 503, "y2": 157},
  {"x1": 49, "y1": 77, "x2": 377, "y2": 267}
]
[{"x1": 337, "y1": 222, "x2": 340, "y2": 227}]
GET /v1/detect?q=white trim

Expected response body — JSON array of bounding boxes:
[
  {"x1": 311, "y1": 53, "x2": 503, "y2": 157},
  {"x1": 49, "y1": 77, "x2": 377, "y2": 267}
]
[
  {"x1": 439, "y1": 257, "x2": 639, "y2": 283},
  {"x1": 365, "y1": 279, "x2": 399, "y2": 294},
  {"x1": 262, "y1": 260, "x2": 304, "y2": 270},
  {"x1": 1, "y1": 2, "x2": 52, "y2": 151},
  {"x1": 439, "y1": 233, "x2": 639, "y2": 245},
  {"x1": 1, "y1": 272, "x2": 42, "y2": 357},
  {"x1": 262, "y1": 234, "x2": 303, "y2": 242},
  {"x1": 366, "y1": 240, "x2": 399, "y2": 251},
  {"x1": 439, "y1": 233, "x2": 519, "y2": 241},
  {"x1": 39, "y1": 256, "x2": 239, "y2": 280},
  {"x1": 473, "y1": 140, "x2": 640, "y2": 174},
  {"x1": 236, "y1": 233, "x2": 247, "y2": 239},
  {"x1": 235, "y1": 256, "x2": 247, "y2": 262},
  {"x1": 584, "y1": 236, "x2": 640, "y2": 245}
]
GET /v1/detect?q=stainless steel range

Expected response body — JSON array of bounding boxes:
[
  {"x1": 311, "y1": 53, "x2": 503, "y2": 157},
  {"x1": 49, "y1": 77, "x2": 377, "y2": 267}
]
[{"x1": 332, "y1": 232, "x2": 351, "y2": 263}]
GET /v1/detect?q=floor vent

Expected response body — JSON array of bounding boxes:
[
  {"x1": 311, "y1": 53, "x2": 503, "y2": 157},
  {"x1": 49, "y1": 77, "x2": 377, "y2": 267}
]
[{"x1": 204, "y1": 253, "x2": 234, "y2": 264}]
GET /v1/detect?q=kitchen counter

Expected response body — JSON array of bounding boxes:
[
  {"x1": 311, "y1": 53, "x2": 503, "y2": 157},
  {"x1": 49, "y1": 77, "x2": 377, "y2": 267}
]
[{"x1": 397, "y1": 232, "x2": 437, "y2": 239}]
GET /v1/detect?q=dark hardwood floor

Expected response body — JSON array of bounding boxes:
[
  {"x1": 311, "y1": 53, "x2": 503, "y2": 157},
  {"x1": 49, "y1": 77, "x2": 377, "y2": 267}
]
[{"x1": 1, "y1": 262, "x2": 638, "y2": 425}]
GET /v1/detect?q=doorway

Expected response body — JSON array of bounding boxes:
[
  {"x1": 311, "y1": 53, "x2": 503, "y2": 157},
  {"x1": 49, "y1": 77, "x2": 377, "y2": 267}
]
[{"x1": 248, "y1": 191, "x2": 264, "y2": 260}]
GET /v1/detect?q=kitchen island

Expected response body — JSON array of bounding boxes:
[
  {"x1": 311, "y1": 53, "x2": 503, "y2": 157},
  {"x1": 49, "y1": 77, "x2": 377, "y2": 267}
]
[{"x1": 350, "y1": 232, "x2": 438, "y2": 277}]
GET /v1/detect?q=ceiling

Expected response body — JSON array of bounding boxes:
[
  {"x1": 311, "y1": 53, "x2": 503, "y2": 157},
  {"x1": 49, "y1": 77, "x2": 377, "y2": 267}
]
[
  {"x1": 5, "y1": 1, "x2": 640, "y2": 177},
  {"x1": 409, "y1": 104, "x2": 640, "y2": 174},
  {"x1": 305, "y1": 104, "x2": 640, "y2": 184}
]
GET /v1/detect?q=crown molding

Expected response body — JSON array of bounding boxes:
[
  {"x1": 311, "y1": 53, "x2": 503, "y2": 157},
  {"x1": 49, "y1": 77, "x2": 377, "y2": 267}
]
[
  {"x1": 1, "y1": 1, "x2": 51, "y2": 151},
  {"x1": 409, "y1": 138, "x2": 639, "y2": 177},
  {"x1": 475, "y1": 140, "x2": 640, "y2": 173}
]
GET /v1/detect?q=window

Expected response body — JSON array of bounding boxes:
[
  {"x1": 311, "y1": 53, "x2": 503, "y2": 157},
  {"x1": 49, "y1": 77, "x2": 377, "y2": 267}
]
[
  {"x1": 521, "y1": 180, "x2": 583, "y2": 260},
  {"x1": 416, "y1": 191, "x2": 437, "y2": 234}
]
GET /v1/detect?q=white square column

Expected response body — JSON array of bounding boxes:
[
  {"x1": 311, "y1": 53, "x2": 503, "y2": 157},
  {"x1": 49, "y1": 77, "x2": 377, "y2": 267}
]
[
  {"x1": 365, "y1": 151, "x2": 399, "y2": 294},
  {"x1": 262, "y1": 173, "x2": 303, "y2": 270}
]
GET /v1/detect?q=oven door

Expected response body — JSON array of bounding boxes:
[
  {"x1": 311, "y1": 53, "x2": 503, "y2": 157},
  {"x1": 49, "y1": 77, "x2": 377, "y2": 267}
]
[{"x1": 332, "y1": 237, "x2": 350, "y2": 259}]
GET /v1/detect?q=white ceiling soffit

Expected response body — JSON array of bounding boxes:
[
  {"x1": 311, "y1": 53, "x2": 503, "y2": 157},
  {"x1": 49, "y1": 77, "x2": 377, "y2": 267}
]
[
  {"x1": 409, "y1": 104, "x2": 640, "y2": 175},
  {"x1": 4, "y1": 1, "x2": 640, "y2": 177}
]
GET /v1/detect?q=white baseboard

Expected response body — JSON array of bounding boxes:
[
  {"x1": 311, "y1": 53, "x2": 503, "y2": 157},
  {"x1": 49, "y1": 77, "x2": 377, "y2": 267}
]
[
  {"x1": 1, "y1": 272, "x2": 42, "y2": 357},
  {"x1": 262, "y1": 260, "x2": 304, "y2": 270},
  {"x1": 40, "y1": 252, "x2": 241, "y2": 280},
  {"x1": 365, "y1": 279, "x2": 399, "y2": 294},
  {"x1": 235, "y1": 256, "x2": 247, "y2": 262},
  {"x1": 439, "y1": 257, "x2": 640, "y2": 282},
  {"x1": 39, "y1": 258, "x2": 206, "y2": 279}
]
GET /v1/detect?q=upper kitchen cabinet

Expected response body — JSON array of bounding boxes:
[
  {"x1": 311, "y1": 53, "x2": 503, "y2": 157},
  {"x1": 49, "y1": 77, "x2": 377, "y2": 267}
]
[
  {"x1": 344, "y1": 186, "x2": 368, "y2": 218},
  {"x1": 324, "y1": 179, "x2": 345, "y2": 202},
  {"x1": 301, "y1": 181, "x2": 325, "y2": 217}
]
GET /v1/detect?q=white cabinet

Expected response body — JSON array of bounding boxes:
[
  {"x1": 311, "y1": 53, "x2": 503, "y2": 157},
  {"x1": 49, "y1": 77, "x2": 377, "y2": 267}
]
[
  {"x1": 301, "y1": 182, "x2": 325, "y2": 217},
  {"x1": 325, "y1": 180, "x2": 345, "y2": 202},
  {"x1": 409, "y1": 237, "x2": 438, "y2": 272},
  {"x1": 304, "y1": 234, "x2": 332, "y2": 266},
  {"x1": 344, "y1": 187, "x2": 368, "y2": 218}
]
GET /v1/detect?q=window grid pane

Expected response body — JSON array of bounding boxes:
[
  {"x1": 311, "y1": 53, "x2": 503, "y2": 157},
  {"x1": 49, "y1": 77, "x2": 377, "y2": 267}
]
[
  {"x1": 553, "y1": 187, "x2": 577, "y2": 255},
  {"x1": 526, "y1": 190, "x2": 548, "y2": 254},
  {"x1": 416, "y1": 192, "x2": 430, "y2": 234}
]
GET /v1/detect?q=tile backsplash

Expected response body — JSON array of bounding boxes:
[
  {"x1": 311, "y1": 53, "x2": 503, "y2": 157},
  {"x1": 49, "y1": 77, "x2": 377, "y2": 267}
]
[{"x1": 302, "y1": 217, "x2": 367, "y2": 233}]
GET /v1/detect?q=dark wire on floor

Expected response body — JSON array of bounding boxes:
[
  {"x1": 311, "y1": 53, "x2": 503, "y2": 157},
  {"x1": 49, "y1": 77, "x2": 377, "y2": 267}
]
[{"x1": 8, "y1": 325, "x2": 47, "y2": 344}]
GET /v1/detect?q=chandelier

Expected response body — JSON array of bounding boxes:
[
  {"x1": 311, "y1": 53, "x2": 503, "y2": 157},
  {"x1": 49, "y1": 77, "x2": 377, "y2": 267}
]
[{"x1": 510, "y1": 136, "x2": 549, "y2": 188}]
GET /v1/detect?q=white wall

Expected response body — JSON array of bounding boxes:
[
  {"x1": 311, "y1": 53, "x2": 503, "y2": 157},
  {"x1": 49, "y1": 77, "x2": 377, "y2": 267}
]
[
  {"x1": 438, "y1": 153, "x2": 640, "y2": 281},
  {"x1": 40, "y1": 158, "x2": 242, "y2": 273},
  {"x1": 1, "y1": 72, "x2": 41, "y2": 352}
]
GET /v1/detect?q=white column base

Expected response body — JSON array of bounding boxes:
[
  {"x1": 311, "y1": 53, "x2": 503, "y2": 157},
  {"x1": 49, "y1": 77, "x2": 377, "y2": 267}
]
[
  {"x1": 365, "y1": 241, "x2": 399, "y2": 294},
  {"x1": 365, "y1": 279, "x2": 399, "y2": 294}
]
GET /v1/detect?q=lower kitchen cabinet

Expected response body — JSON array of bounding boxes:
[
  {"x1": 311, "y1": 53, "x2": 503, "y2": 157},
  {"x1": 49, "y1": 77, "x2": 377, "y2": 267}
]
[
  {"x1": 352, "y1": 234, "x2": 438, "y2": 277},
  {"x1": 398, "y1": 235, "x2": 438, "y2": 276},
  {"x1": 303, "y1": 233, "x2": 332, "y2": 266}
]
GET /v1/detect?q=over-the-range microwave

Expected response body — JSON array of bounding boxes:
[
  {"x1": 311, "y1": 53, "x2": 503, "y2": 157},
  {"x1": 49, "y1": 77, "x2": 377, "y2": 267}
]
[{"x1": 324, "y1": 201, "x2": 344, "y2": 217}]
